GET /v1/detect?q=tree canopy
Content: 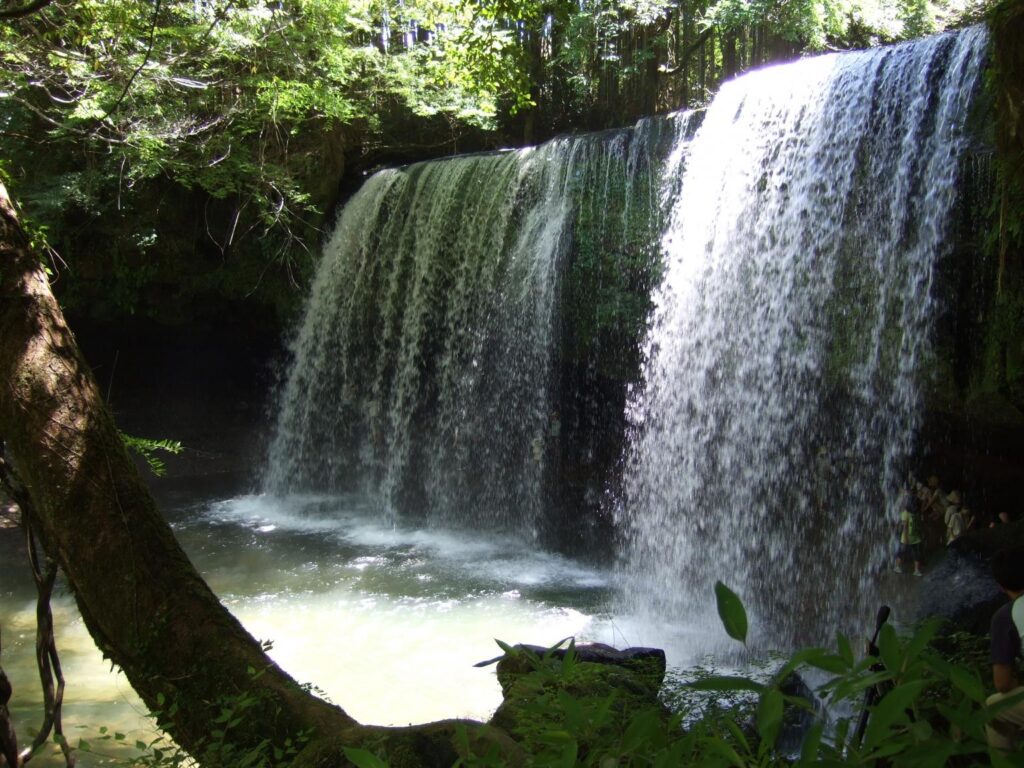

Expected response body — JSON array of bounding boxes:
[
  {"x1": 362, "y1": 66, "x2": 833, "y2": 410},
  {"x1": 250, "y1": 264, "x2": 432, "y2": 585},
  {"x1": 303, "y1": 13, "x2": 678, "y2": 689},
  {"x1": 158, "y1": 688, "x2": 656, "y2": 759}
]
[{"x1": 0, "y1": 0, "x2": 991, "y2": 324}]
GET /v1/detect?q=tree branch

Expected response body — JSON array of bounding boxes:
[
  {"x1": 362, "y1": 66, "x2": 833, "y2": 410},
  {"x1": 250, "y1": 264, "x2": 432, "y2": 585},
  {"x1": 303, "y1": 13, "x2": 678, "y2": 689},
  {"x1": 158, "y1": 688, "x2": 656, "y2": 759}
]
[
  {"x1": 99, "y1": 0, "x2": 162, "y2": 122},
  {"x1": 0, "y1": 0, "x2": 54, "y2": 21}
]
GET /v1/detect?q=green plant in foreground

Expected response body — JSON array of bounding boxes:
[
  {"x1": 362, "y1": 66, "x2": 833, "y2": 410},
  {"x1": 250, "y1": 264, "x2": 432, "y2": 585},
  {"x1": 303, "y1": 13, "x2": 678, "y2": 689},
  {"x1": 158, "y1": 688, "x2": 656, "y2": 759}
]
[
  {"x1": 460, "y1": 583, "x2": 1024, "y2": 767},
  {"x1": 63, "y1": 587, "x2": 1024, "y2": 767},
  {"x1": 119, "y1": 433, "x2": 183, "y2": 477},
  {"x1": 71, "y1": 642, "x2": 312, "y2": 768}
]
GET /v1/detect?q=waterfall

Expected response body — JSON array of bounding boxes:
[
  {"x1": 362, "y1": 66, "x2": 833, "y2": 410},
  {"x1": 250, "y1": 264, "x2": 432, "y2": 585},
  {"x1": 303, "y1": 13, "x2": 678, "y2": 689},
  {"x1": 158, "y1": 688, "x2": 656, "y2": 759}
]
[
  {"x1": 265, "y1": 115, "x2": 687, "y2": 535},
  {"x1": 619, "y1": 26, "x2": 989, "y2": 647}
]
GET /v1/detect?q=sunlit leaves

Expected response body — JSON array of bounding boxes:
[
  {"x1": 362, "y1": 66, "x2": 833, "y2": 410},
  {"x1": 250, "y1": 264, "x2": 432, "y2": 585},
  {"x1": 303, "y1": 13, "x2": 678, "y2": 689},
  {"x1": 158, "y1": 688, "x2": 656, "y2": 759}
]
[{"x1": 0, "y1": 0, "x2": 536, "y2": 277}]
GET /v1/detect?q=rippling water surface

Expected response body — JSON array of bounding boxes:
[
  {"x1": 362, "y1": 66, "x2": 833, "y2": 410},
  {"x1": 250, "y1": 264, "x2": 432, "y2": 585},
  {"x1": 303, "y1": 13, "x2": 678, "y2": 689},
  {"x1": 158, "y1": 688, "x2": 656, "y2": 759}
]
[{"x1": 1, "y1": 492, "x2": 723, "y2": 765}]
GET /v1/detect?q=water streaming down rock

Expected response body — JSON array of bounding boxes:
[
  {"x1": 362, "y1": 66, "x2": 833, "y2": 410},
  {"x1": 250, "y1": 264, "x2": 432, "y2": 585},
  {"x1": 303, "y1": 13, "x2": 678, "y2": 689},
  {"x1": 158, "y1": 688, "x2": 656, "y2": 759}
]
[
  {"x1": 620, "y1": 27, "x2": 989, "y2": 647},
  {"x1": 265, "y1": 116, "x2": 689, "y2": 537}
]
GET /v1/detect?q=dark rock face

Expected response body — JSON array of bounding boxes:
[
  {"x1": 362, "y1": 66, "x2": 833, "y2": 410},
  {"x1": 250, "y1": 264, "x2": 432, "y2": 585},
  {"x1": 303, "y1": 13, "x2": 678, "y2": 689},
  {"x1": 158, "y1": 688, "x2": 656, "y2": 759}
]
[
  {"x1": 914, "y1": 519, "x2": 1024, "y2": 634},
  {"x1": 777, "y1": 671, "x2": 820, "y2": 755},
  {"x1": 915, "y1": 549, "x2": 1002, "y2": 635}
]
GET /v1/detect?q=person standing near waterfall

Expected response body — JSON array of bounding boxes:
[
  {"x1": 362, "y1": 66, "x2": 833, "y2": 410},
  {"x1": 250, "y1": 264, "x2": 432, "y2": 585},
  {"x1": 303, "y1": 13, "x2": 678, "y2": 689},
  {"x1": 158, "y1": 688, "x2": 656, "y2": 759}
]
[
  {"x1": 986, "y1": 546, "x2": 1024, "y2": 754},
  {"x1": 894, "y1": 495, "x2": 923, "y2": 576}
]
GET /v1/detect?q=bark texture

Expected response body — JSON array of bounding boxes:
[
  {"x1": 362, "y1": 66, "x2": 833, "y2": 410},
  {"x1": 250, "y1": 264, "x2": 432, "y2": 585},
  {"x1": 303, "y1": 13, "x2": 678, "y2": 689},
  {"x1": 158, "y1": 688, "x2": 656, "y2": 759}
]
[{"x1": 0, "y1": 183, "x2": 517, "y2": 766}]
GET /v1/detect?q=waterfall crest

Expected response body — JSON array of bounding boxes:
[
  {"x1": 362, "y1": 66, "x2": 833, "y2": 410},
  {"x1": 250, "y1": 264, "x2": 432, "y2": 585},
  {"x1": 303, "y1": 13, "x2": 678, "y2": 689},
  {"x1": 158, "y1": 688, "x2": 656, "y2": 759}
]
[{"x1": 619, "y1": 26, "x2": 989, "y2": 645}]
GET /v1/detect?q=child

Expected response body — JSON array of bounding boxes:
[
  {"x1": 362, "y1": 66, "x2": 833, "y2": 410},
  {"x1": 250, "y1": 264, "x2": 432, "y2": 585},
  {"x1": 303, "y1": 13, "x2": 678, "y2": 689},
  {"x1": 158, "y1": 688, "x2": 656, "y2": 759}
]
[{"x1": 895, "y1": 495, "x2": 924, "y2": 576}]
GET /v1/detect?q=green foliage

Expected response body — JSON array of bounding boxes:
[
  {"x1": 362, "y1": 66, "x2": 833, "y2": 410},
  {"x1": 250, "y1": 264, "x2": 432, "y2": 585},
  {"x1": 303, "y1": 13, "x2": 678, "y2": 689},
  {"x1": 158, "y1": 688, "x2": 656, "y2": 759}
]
[
  {"x1": 1, "y1": 0, "x2": 991, "y2": 324},
  {"x1": 73, "y1": 656, "x2": 316, "y2": 767},
  {"x1": 60, "y1": 589, "x2": 1022, "y2": 767},
  {"x1": 345, "y1": 746, "x2": 392, "y2": 768},
  {"x1": 119, "y1": 432, "x2": 182, "y2": 477},
  {"x1": 714, "y1": 580, "x2": 748, "y2": 645},
  {"x1": 705, "y1": 0, "x2": 852, "y2": 48},
  {"x1": 0, "y1": 0, "x2": 538, "y2": 319},
  {"x1": 477, "y1": 588, "x2": 1019, "y2": 767},
  {"x1": 75, "y1": 715, "x2": 189, "y2": 768}
]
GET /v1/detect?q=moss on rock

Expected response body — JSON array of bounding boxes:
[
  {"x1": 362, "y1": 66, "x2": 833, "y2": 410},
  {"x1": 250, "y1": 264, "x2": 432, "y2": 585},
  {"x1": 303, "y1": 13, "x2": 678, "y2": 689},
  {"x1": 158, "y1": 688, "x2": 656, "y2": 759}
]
[{"x1": 488, "y1": 644, "x2": 670, "y2": 763}]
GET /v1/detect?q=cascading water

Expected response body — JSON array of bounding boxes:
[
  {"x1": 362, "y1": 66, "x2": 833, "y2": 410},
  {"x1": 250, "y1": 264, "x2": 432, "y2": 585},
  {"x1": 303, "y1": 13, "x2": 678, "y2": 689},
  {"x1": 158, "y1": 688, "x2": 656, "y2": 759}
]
[
  {"x1": 265, "y1": 116, "x2": 687, "y2": 535},
  {"x1": 620, "y1": 26, "x2": 989, "y2": 648}
]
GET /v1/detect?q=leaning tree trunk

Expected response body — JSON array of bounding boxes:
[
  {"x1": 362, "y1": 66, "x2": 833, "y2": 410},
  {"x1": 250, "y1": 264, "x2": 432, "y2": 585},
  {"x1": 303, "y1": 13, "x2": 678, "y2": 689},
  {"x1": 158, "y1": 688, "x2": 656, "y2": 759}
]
[{"x1": 0, "y1": 183, "x2": 517, "y2": 767}]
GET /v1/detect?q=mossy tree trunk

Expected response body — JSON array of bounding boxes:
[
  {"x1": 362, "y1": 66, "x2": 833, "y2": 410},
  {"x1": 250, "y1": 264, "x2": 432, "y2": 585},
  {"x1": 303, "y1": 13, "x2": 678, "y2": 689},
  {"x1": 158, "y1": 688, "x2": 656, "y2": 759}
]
[{"x1": 0, "y1": 183, "x2": 517, "y2": 766}]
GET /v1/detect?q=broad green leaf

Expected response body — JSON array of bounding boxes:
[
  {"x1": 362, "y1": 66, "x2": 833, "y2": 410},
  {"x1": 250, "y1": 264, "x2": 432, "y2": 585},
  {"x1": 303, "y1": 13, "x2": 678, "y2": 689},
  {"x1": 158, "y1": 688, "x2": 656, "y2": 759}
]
[
  {"x1": 901, "y1": 618, "x2": 940, "y2": 666},
  {"x1": 948, "y1": 664, "x2": 985, "y2": 703},
  {"x1": 714, "y1": 581, "x2": 748, "y2": 644},
  {"x1": 622, "y1": 708, "x2": 663, "y2": 752},
  {"x1": 537, "y1": 730, "x2": 575, "y2": 743},
  {"x1": 863, "y1": 680, "x2": 926, "y2": 748},
  {"x1": 556, "y1": 742, "x2": 578, "y2": 768},
  {"x1": 800, "y1": 721, "x2": 824, "y2": 762},
  {"x1": 701, "y1": 735, "x2": 745, "y2": 767},
  {"x1": 342, "y1": 747, "x2": 390, "y2": 768},
  {"x1": 877, "y1": 623, "x2": 902, "y2": 677},
  {"x1": 725, "y1": 718, "x2": 751, "y2": 752},
  {"x1": 800, "y1": 648, "x2": 848, "y2": 675},
  {"x1": 756, "y1": 688, "x2": 784, "y2": 749},
  {"x1": 910, "y1": 719, "x2": 933, "y2": 742},
  {"x1": 837, "y1": 633, "x2": 854, "y2": 668}
]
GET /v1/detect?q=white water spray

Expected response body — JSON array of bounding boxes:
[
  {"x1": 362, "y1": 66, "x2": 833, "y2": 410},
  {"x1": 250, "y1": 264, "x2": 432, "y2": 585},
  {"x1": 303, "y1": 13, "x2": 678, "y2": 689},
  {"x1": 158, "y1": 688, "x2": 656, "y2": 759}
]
[{"x1": 620, "y1": 27, "x2": 988, "y2": 647}]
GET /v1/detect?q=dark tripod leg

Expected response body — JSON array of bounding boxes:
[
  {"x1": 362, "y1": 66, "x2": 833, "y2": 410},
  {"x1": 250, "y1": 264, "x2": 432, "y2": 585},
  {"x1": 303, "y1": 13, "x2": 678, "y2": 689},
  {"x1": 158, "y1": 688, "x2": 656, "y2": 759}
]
[{"x1": 852, "y1": 605, "x2": 892, "y2": 749}]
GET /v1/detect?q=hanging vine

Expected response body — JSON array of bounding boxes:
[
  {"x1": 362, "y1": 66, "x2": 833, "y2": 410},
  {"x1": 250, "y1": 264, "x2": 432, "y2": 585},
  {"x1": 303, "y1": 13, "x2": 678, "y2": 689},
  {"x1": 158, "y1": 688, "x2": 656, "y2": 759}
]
[{"x1": 0, "y1": 443, "x2": 75, "y2": 768}]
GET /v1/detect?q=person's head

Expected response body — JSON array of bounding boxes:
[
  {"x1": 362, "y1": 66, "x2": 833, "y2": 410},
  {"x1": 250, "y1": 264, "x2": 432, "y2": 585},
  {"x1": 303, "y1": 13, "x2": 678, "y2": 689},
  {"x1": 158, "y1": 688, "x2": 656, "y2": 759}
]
[
  {"x1": 991, "y1": 546, "x2": 1024, "y2": 595},
  {"x1": 998, "y1": 511, "x2": 1011, "y2": 524},
  {"x1": 927, "y1": 475, "x2": 940, "y2": 489},
  {"x1": 903, "y1": 494, "x2": 919, "y2": 514}
]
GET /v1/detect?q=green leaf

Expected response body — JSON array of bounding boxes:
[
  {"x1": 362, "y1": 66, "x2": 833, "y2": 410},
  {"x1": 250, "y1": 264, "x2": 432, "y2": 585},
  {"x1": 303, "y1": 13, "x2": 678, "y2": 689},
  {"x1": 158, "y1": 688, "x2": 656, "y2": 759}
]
[
  {"x1": 537, "y1": 730, "x2": 575, "y2": 743},
  {"x1": 910, "y1": 719, "x2": 933, "y2": 742},
  {"x1": 948, "y1": 665, "x2": 985, "y2": 703},
  {"x1": 702, "y1": 733, "x2": 746, "y2": 766},
  {"x1": 863, "y1": 680, "x2": 927, "y2": 748},
  {"x1": 837, "y1": 633, "x2": 854, "y2": 668},
  {"x1": 756, "y1": 688, "x2": 784, "y2": 749},
  {"x1": 800, "y1": 721, "x2": 824, "y2": 761},
  {"x1": 494, "y1": 638, "x2": 516, "y2": 655},
  {"x1": 901, "y1": 618, "x2": 940, "y2": 666},
  {"x1": 342, "y1": 747, "x2": 390, "y2": 768},
  {"x1": 714, "y1": 581, "x2": 748, "y2": 644},
  {"x1": 725, "y1": 718, "x2": 751, "y2": 753},
  {"x1": 556, "y1": 742, "x2": 578, "y2": 768},
  {"x1": 622, "y1": 708, "x2": 663, "y2": 752},
  {"x1": 798, "y1": 648, "x2": 848, "y2": 675},
  {"x1": 877, "y1": 623, "x2": 902, "y2": 677}
]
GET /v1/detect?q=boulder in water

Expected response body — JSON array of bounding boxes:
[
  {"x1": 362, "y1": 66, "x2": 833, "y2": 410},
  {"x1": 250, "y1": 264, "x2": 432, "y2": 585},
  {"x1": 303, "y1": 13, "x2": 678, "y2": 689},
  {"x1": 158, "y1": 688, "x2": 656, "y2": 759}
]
[{"x1": 489, "y1": 643, "x2": 669, "y2": 757}]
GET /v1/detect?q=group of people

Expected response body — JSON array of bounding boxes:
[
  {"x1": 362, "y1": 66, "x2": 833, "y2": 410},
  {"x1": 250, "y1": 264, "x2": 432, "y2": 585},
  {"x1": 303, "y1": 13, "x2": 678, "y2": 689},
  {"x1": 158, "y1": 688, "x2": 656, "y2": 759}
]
[
  {"x1": 891, "y1": 497, "x2": 1024, "y2": 753},
  {"x1": 894, "y1": 473, "x2": 1014, "y2": 577}
]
